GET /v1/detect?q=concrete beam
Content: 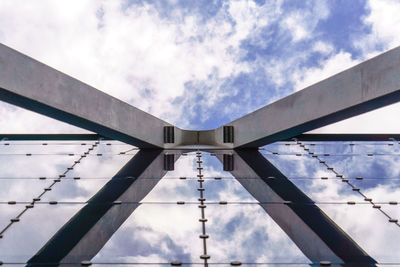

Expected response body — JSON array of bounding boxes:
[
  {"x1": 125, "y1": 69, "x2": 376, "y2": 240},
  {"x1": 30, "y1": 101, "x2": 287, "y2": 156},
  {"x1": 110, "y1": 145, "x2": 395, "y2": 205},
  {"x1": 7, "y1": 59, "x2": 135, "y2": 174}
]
[
  {"x1": 27, "y1": 149, "x2": 181, "y2": 266},
  {"x1": 0, "y1": 43, "x2": 171, "y2": 148},
  {"x1": 215, "y1": 149, "x2": 376, "y2": 266},
  {"x1": 223, "y1": 46, "x2": 400, "y2": 148}
]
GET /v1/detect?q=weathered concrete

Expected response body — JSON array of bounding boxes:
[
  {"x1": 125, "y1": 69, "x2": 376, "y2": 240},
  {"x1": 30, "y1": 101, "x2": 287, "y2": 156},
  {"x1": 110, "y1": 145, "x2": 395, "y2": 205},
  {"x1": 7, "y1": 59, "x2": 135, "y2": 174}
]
[
  {"x1": 0, "y1": 43, "x2": 171, "y2": 148},
  {"x1": 214, "y1": 149, "x2": 376, "y2": 266},
  {"x1": 221, "y1": 46, "x2": 400, "y2": 148}
]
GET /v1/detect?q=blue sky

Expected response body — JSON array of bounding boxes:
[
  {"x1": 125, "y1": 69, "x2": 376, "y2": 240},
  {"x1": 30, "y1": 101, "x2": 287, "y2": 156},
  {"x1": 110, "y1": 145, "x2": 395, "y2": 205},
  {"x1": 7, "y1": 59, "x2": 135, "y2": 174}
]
[
  {"x1": 0, "y1": 0, "x2": 400, "y2": 132},
  {"x1": 1, "y1": 0, "x2": 400, "y2": 265}
]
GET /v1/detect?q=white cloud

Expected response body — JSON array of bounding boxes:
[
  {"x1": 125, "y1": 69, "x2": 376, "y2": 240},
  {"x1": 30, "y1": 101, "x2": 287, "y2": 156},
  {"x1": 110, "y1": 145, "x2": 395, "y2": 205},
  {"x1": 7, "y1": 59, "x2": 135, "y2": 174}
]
[
  {"x1": 0, "y1": 0, "x2": 279, "y2": 131},
  {"x1": 281, "y1": 1, "x2": 330, "y2": 42},
  {"x1": 356, "y1": 0, "x2": 400, "y2": 55}
]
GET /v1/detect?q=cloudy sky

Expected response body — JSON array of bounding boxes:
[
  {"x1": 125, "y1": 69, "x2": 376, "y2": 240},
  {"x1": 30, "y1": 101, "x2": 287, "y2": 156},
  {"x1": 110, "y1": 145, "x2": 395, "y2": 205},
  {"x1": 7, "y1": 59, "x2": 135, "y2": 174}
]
[
  {"x1": 0, "y1": 0, "x2": 400, "y2": 132},
  {"x1": 1, "y1": 0, "x2": 400, "y2": 266}
]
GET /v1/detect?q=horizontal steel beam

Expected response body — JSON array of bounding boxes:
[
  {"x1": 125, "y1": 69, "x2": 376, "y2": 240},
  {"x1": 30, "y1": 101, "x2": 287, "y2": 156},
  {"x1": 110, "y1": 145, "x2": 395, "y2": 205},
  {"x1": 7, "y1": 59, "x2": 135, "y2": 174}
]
[
  {"x1": 0, "y1": 44, "x2": 172, "y2": 148},
  {"x1": 222, "y1": 46, "x2": 400, "y2": 148},
  {"x1": 0, "y1": 133, "x2": 111, "y2": 141}
]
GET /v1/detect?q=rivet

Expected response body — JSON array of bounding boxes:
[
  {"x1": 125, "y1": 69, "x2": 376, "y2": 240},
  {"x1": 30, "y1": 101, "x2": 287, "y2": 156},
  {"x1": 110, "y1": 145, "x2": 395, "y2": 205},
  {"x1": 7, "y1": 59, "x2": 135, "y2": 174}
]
[
  {"x1": 367, "y1": 153, "x2": 373, "y2": 156},
  {"x1": 319, "y1": 160, "x2": 326, "y2": 163},
  {"x1": 8, "y1": 201, "x2": 16, "y2": 205},
  {"x1": 198, "y1": 198, "x2": 206, "y2": 202},
  {"x1": 341, "y1": 179, "x2": 349, "y2": 182},
  {"x1": 54, "y1": 179, "x2": 61, "y2": 182},
  {"x1": 324, "y1": 153, "x2": 330, "y2": 156},
  {"x1": 68, "y1": 153, "x2": 74, "y2": 156},
  {"x1": 26, "y1": 204, "x2": 34, "y2": 208},
  {"x1": 106, "y1": 143, "x2": 112, "y2": 146},
  {"x1": 312, "y1": 155, "x2": 318, "y2": 157},
  {"x1": 336, "y1": 174, "x2": 343, "y2": 178},
  {"x1": 75, "y1": 160, "x2": 80, "y2": 163},
  {"x1": 272, "y1": 152, "x2": 279, "y2": 155},
  {"x1": 179, "y1": 177, "x2": 186, "y2": 180},
  {"x1": 197, "y1": 161, "x2": 203, "y2": 163},
  {"x1": 355, "y1": 177, "x2": 363, "y2": 180},
  {"x1": 199, "y1": 234, "x2": 209, "y2": 239},
  {"x1": 231, "y1": 261, "x2": 242, "y2": 266},
  {"x1": 197, "y1": 175, "x2": 204, "y2": 177},
  {"x1": 321, "y1": 177, "x2": 328, "y2": 180},
  {"x1": 197, "y1": 179, "x2": 205, "y2": 182},
  {"x1": 364, "y1": 198, "x2": 372, "y2": 201},
  {"x1": 42, "y1": 143, "x2": 48, "y2": 145},
  {"x1": 33, "y1": 198, "x2": 40, "y2": 201},
  {"x1": 197, "y1": 167, "x2": 203, "y2": 170},
  {"x1": 119, "y1": 152, "x2": 125, "y2": 155},
  {"x1": 197, "y1": 188, "x2": 205, "y2": 191},
  {"x1": 199, "y1": 218, "x2": 208, "y2": 222},
  {"x1": 327, "y1": 167, "x2": 334, "y2": 170},
  {"x1": 177, "y1": 201, "x2": 185, "y2": 205},
  {"x1": 170, "y1": 261, "x2": 182, "y2": 266},
  {"x1": 113, "y1": 200, "x2": 122, "y2": 205},
  {"x1": 96, "y1": 154, "x2": 102, "y2": 156},
  {"x1": 373, "y1": 205, "x2": 381, "y2": 209},
  {"x1": 389, "y1": 219, "x2": 398, "y2": 223},
  {"x1": 39, "y1": 177, "x2": 46, "y2": 180},
  {"x1": 200, "y1": 255, "x2": 210, "y2": 259},
  {"x1": 296, "y1": 153, "x2": 302, "y2": 156},
  {"x1": 283, "y1": 201, "x2": 292, "y2": 205},
  {"x1": 198, "y1": 205, "x2": 207, "y2": 208},
  {"x1": 347, "y1": 201, "x2": 356, "y2": 205},
  {"x1": 81, "y1": 260, "x2": 92, "y2": 266},
  {"x1": 73, "y1": 177, "x2": 81, "y2": 180},
  {"x1": 67, "y1": 167, "x2": 73, "y2": 170},
  {"x1": 26, "y1": 153, "x2": 32, "y2": 156},
  {"x1": 219, "y1": 201, "x2": 228, "y2": 205},
  {"x1": 59, "y1": 174, "x2": 66, "y2": 178},
  {"x1": 352, "y1": 188, "x2": 360, "y2": 191},
  {"x1": 389, "y1": 201, "x2": 398, "y2": 205},
  {"x1": 11, "y1": 218, "x2": 20, "y2": 222},
  {"x1": 49, "y1": 201, "x2": 58, "y2": 205},
  {"x1": 44, "y1": 188, "x2": 52, "y2": 191},
  {"x1": 214, "y1": 177, "x2": 222, "y2": 180}
]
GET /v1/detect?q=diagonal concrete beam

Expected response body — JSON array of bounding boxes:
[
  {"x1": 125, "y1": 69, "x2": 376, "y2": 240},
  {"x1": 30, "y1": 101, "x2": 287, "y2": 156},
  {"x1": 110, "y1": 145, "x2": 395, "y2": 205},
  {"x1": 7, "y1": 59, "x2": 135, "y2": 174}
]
[
  {"x1": 27, "y1": 149, "x2": 182, "y2": 266},
  {"x1": 221, "y1": 46, "x2": 400, "y2": 148},
  {"x1": 0, "y1": 43, "x2": 172, "y2": 148},
  {"x1": 215, "y1": 149, "x2": 376, "y2": 266}
]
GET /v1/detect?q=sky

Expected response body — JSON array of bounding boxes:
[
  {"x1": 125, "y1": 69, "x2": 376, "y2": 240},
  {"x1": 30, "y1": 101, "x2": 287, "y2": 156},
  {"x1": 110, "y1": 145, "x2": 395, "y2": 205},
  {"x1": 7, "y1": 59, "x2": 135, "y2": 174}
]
[
  {"x1": 0, "y1": 0, "x2": 400, "y2": 132},
  {"x1": 1, "y1": 0, "x2": 400, "y2": 266}
]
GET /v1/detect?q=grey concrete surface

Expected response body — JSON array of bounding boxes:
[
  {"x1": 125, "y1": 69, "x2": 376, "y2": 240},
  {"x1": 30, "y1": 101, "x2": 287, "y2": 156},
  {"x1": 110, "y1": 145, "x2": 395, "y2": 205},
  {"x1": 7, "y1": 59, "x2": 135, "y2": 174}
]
[
  {"x1": 221, "y1": 46, "x2": 400, "y2": 148},
  {"x1": 213, "y1": 149, "x2": 376, "y2": 265},
  {"x1": 0, "y1": 43, "x2": 171, "y2": 148}
]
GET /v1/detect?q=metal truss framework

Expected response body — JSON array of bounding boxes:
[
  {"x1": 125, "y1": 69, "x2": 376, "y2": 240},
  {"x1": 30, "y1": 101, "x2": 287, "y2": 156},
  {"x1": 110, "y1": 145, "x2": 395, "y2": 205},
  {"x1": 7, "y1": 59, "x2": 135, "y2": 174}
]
[{"x1": 1, "y1": 43, "x2": 400, "y2": 266}]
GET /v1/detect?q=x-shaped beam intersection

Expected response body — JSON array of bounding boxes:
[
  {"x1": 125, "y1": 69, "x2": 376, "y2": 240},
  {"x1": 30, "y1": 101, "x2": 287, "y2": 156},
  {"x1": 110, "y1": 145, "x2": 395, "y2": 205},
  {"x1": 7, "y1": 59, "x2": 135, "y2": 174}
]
[{"x1": 1, "y1": 43, "x2": 400, "y2": 266}]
